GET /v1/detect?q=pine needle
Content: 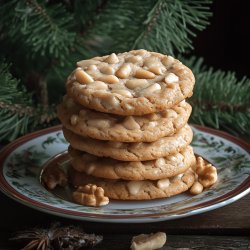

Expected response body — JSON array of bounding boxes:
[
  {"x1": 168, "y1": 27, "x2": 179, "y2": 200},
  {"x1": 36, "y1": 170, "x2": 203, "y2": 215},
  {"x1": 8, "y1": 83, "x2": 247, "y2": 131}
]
[{"x1": 184, "y1": 57, "x2": 250, "y2": 135}]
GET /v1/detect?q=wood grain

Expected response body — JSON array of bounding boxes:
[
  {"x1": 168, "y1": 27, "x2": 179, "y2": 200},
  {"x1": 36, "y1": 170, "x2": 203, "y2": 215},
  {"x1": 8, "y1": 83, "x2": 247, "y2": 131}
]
[{"x1": 0, "y1": 192, "x2": 249, "y2": 235}]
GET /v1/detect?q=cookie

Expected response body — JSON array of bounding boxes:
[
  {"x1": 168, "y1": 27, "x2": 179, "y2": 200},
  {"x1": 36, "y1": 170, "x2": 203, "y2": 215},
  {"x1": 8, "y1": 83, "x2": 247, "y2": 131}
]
[
  {"x1": 69, "y1": 167, "x2": 195, "y2": 200},
  {"x1": 63, "y1": 125, "x2": 193, "y2": 161},
  {"x1": 66, "y1": 50, "x2": 195, "y2": 115},
  {"x1": 69, "y1": 146, "x2": 196, "y2": 181},
  {"x1": 57, "y1": 96, "x2": 192, "y2": 142}
]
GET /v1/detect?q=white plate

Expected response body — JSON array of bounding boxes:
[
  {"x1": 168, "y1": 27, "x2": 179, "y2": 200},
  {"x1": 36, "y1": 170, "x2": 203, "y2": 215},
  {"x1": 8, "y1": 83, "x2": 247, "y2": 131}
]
[{"x1": 0, "y1": 125, "x2": 249, "y2": 223}]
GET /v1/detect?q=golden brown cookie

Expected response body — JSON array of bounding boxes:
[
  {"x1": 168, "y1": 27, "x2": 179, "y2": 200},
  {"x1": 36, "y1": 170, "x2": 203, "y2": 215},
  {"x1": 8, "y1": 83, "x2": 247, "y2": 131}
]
[
  {"x1": 63, "y1": 125, "x2": 193, "y2": 161},
  {"x1": 66, "y1": 50, "x2": 195, "y2": 115},
  {"x1": 57, "y1": 96, "x2": 192, "y2": 142},
  {"x1": 69, "y1": 146, "x2": 196, "y2": 181},
  {"x1": 69, "y1": 167, "x2": 195, "y2": 200}
]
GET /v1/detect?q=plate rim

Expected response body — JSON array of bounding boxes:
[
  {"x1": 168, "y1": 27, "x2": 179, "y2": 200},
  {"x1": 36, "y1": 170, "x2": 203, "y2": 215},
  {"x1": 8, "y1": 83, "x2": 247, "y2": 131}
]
[{"x1": 0, "y1": 124, "x2": 250, "y2": 222}]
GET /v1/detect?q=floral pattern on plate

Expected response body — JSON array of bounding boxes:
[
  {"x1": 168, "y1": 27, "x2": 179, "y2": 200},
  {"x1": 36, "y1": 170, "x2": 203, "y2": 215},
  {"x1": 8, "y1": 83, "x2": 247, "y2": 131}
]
[{"x1": 0, "y1": 125, "x2": 249, "y2": 222}]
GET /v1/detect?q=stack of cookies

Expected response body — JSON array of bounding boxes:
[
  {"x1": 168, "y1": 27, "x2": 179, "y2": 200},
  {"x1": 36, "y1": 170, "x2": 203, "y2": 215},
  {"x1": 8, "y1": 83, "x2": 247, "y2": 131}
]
[{"x1": 57, "y1": 50, "x2": 196, "y2": 200}]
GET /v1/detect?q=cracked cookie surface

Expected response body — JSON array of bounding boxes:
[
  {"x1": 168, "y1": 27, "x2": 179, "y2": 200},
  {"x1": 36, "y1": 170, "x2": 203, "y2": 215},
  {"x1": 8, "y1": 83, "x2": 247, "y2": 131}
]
[
  {"x1": 63, "y1": 125, "x2": 193, "y2": 161},
  {"x1": 66, "y1": 50, "x2": 195, "y2": 115},
  {"x1": 69, "y1": 167, "x2": 195, "y2": 200},
  {"x1": 57, "y1": 96, "x2": 192, "y2": 142},
  {"x1": 69, "y1": 146, "x2": 196, "y2": 181}
]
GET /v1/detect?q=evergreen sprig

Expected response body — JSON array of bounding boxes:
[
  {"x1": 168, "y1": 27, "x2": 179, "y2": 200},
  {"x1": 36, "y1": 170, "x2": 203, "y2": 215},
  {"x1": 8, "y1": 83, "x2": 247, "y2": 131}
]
[
  {"x1": 0, "y1": 0, "x2": 249, "y2": 141},
  {"x1": 132, "y1": 0, "x2": 212, "y2": 55},
  {"x1": 186, "y1": 57, "x2": 250, "y2": 135},
  {"x1": 0, "y1": 0, "x2": 76, "y2": 64},
  {"x1": 88, "y1": 0, "x2": 212, "y2": 55},
  {"x1": 0, "y1": 63, "x2": 57, "y2": 142}
]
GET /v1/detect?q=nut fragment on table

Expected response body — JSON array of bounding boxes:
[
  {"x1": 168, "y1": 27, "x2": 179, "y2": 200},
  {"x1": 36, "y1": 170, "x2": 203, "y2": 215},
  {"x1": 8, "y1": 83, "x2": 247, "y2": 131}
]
[
  {"x1": 130, "y1": 232, "x2": 167, "y2": 250},
  {"x1": 72, "y1": 184, "x2": 109, "y2": 207},
  {"x1": 42, "y1": 165, "x2": 68, "y2": 190}
]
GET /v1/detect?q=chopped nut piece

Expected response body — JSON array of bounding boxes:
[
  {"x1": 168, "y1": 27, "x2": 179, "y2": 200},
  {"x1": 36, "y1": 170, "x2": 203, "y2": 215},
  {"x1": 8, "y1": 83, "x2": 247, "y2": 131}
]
[
  {"x1": 135, "y1": 68, "x2": 155, "y2": 79},
  {"x1": 165, "y1": 73, "x2": 179, "y2": 84},
  {"x1": 105, "y1": 53, "x2": 119, "y2": 64},
  {"x1": 141, "y1": 83, "x2": 161, "y2": 94},
  {"x1": 100, "y1": 65, "x2": 115, "y2": 75},
  {"x1": 75, "y1": 68, "x2": 94, "y2": 84},
  {"x1": 125, "y1": 79, "x2": 148, "y2": 89},
  {"x1": 116, "y1": 63, "x2": 132, "y2": 78},
  {"x1": 148, "y1": 65, "x2": 164, "y2": 75},
  {"x1": 196, "y1": 157, "x2": 218, "y2": 188},
  {"x1": 73, "y1": 184, "x2": 109, "y2": 207},
  {"x1": 123, "y1": 116, "x2": 140, "y2": 130},
  {"x1": 98, "y1": 75, "x2": 119, "y2": 84},
  {"x1": 190, "y1": 181, "x2": 203, "y2": 195},
  {"x1": 130, "y1": 232, "x2": 167, "y2": 250},
  {"x1": 42, "y1": 165, "x2": 67, "y2": 190}
]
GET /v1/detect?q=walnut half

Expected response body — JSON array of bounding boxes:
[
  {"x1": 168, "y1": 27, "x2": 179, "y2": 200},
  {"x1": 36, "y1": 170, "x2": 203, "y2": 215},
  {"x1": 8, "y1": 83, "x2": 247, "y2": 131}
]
[
  {"x1": 190, "y1": 156, "x2": 218, "y2": 195},
  {"x1": 196, "y1": 156, "x2": 217, "y2": 188},
  {"x1": 72, "y1": 184, "x2": 109, "y2": 207}
]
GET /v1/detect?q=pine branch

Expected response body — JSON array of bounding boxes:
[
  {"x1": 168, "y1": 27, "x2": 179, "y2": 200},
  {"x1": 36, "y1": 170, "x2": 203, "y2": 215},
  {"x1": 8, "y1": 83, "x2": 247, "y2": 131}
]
[
  {"x1": 0, "y1": 0, "x2": 76, "y2": 64},
  {"x1": 87, "y1": 0, "x2": 212, "y2": 55},
  {"x1": 133, "y1": 0, "x2": 212, "y2": 55},
  {"x1": 184, "y1": 57, "x2": 250, "y2": 135},
  {"x1": 0, "y1": 63, "x2": 57, "y2": 142}
]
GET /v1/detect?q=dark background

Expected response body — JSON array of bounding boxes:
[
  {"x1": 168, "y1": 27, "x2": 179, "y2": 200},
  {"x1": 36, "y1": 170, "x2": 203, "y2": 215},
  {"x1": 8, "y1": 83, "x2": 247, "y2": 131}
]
[{"x1": 193, "y1": 0, "x2": 250, "y2": 79}]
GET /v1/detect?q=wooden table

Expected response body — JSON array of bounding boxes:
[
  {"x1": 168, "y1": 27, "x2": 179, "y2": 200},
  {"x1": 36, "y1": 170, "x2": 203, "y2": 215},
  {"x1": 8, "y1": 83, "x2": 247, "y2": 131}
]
[{"x1": 0, "y1": 190, "x2": 249, "y2": 249}]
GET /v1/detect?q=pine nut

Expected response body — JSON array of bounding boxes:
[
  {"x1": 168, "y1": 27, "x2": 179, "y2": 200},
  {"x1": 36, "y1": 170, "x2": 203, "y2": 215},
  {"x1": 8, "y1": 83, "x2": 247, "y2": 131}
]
[
  {"x1": 88, "y1": 65, "x2": 98, "y2": 71},
  {"x1": 123, "y1": 116, "x2": 140, "y2": 130},
  {"x1": 75, "y1": 68, "x2": 94, "y2": 84},
  {"x1": 135, "y1": 68, "x2": 155, "y2": 79},
  {"x1": 112, "y1": 89, "x2": 133, "y2": 97},
  {"x1": 105, "y1": 53, "x2": 119, "y2": 64},
  {"x1": 148, "y1": 66, "x2": 164, "y2": 75},
  {"x1": 157, "y1": 178, "x2": 170, "y2": 189},
  {"x1": 143, "y1": 56, "x2": 159, "y2": 67},
  {"x1": 126, "y1": 56, "x2": 142, "y2": 63},
  {"x1": 102, "y1": 96, "x2": 120, "y2": 109},
  {"x1": 141, "y1": 83, "x2": 161, "y2": 94},
  {"x1": 87, "y1": 119, "x2": 111, "y2": 128},
  {"x1": 165, "y1": 73, "x2": 179, "y2": 84},
  {"x1": 133, "y1": 49, "x2": 147, "y2": 56},
  {"x1": 87, "y1": 81, "x2": 108, "y2": 90},
  {"x1": 100, "y1": 65, "x2": 115, "y2": 75},
  {"x1": 115, "y1": 64, "x2": 131, "y2": 78},
  {"x1": 98, "y1": 75, "x2": 119, "y2": 84},
  {"x1": 125, "y1": 79, "x2": 148, "y2": 89},
  {"x1": 76, "y1": 59, "x2": 100, "y2": 68},
  {"x1": 162, "y1": 56, "x2": 175, "y2": 66}
]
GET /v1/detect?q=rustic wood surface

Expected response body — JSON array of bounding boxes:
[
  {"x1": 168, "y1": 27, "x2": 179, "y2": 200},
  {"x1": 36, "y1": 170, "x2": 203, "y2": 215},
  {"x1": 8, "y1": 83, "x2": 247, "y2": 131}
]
[{"x1": 0, "y1": 191, "x2": 249, "y2": 249}]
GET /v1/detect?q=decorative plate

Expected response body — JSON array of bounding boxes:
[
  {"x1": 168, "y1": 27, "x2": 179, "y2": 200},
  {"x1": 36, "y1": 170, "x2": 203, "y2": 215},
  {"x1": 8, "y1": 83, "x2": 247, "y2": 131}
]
[{"x1": 0, "y1": 125, "x2": 249, "y2": 223}]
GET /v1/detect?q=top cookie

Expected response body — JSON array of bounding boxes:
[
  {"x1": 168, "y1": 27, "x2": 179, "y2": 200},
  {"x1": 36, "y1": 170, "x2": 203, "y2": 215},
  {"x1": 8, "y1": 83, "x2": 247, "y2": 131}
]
[{"x1": 66, "y1": 50, "x2": 195, "y2": 115}]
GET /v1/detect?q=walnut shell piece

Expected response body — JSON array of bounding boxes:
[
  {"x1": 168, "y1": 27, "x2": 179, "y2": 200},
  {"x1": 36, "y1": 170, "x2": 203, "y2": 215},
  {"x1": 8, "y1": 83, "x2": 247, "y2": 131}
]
[{"x1": 72, "y1": 184, "x2": 109, "y2": 207}]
